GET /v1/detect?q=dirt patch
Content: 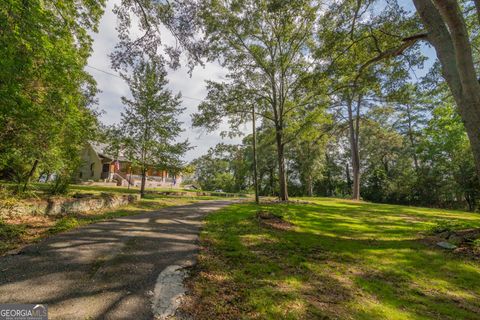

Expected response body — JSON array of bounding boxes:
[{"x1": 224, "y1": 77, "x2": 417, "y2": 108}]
[
  {"x1": 397, "y1": 214, "x2": 425, "y2": 223},
  {"x1": 256, "y1": 210, "x2": 294, "y2": 231}
]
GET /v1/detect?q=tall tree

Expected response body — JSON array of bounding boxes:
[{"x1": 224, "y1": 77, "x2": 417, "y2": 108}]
[
  {"x1": 117, "y1": 58, "x2": 189, "y2": 198},
  {"x1": 391, "y1": 84, "x2": 429, "y2": 173},
  {"x1": 317, "y1": 0, "x2": 419, "y2": 199},
  {"x1": 410, "y1": 0, "x2": 480, "y2": 179},
  {"x1": 193, "y1": 0, "x2": 321, "y2": 201},
  {"x1": 338, "y1": 0, "x2": 480, "y2": 179}
]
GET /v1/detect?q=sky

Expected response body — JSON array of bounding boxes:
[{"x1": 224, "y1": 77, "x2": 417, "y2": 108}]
[
  {"x1": 87, "y1": 0, "x2": 435, "y2": 162},
  {"x1": 87, "y1": 0, "x2": 243, "y2": 162}
]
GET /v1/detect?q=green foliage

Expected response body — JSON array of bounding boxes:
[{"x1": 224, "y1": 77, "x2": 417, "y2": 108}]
[
  {"x1": 0, "y1": 0, "x2": 105, "y2": 190},
  {"x1": 191, "y1": 144, "x2": 249, "y2": 193},
  {"x1": 49, "y1": 217, "x2": 80, "y2": 234},
  {"x1": 0, "y1": 219, "x2": 26, "y2": 241},
  {"x1": 0, "y1": 218, "x2": 26, "y2": 252},
  {"x1": 48, "y1": 174, "x2": 72, "y2": 195},
  {"x1": 316, "y1": 81, "x2": 479, "y2": 211},
  {"x1": 110, "y1": 58, "x2": 190, "y2": 196}
]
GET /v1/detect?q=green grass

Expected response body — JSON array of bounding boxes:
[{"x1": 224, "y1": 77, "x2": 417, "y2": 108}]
[
  {"x1": 0, "y1": 181, "x2": 249, "y2": 198},
  {"x1": 67, "y1": 184, "x2": 249, "y2": 198},
  {"x1": 184, "y1": 198, "x2": 480, "y2": 320},
  {"x1": 0, "y1": 219, "x2": 26, "y2": 252}
]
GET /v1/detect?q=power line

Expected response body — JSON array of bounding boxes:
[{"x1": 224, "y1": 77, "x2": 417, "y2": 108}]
[
  {"x1": 86, "y1": 65, "x2": 121, "y2": 78},
  {"x1": 86, "y1": 64, "x2": 204, "y2": 102}
]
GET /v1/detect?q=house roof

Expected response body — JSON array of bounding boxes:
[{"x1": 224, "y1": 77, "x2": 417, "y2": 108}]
[{"x1": 90, "y1": 142, "x2": 129, "y2": 162}]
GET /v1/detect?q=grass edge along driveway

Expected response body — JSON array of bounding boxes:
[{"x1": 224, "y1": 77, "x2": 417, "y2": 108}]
[{"x1": 181, "y1": 198, "x2": 480, "y2": 320}]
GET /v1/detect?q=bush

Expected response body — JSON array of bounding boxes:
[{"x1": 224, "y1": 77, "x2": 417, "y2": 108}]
[{"x1": 49, "y1": 175, "x2": 71, "y2": 195}]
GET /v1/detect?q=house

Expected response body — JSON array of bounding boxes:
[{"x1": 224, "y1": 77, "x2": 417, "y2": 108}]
[{"x1": 76, "y1": 142, "x2": 182, "y2": 188}]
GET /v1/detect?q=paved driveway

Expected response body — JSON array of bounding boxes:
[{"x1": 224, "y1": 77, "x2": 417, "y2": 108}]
[{"x1": 0, "y1": 200, "x2": 235, "y2": 319}]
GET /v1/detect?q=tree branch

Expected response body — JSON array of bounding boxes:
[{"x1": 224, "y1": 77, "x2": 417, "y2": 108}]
[{"x1": 354, "y1": 33, "x2": 429, "y2": 84}]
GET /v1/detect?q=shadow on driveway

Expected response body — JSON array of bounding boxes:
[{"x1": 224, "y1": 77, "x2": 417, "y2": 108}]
[{"x1": 0, "y1": 200, "x2": 235, "y2": 320}]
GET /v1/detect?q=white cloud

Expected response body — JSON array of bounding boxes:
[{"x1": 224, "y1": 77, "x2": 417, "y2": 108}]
[{"x1": 87, "y1": 0, "x2": 244, "y2": 162}]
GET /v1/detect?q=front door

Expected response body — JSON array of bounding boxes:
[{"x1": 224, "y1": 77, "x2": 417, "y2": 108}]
[{"x1": 101, "y1": 163, "x2": 110, "y2": 179}]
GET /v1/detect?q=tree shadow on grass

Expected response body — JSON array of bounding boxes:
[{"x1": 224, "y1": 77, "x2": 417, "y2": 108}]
[{"x1": 190, "y1": 201, "x2": 480, "y2": 320}]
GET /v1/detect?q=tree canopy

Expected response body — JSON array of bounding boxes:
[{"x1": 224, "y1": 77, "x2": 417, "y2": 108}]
[
  {"x1": 0, "y1": 0, "x2": 105, "y2": 192},
  {"x1": 1, "y1": 0, "x2": 480, "y2": 211}
]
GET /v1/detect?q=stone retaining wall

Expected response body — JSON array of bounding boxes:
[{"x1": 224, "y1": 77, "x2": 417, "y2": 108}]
[{"x1": 0, "y1": 193, "x2": 139, "y2": 217}]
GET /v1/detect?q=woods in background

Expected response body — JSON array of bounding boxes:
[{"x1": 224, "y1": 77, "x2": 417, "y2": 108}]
[
  {"x1": 1, "y1": 0, "x2": 479, "y2": 210},
  {"x1": 189, "y1": 0, "x2": 480, "y2": 211}
]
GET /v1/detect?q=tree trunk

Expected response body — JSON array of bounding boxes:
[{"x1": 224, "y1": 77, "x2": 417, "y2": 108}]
[
  {"x1": 465, "y1": 193, "x2": 475, "y2": 212},
  {"x1": 140, "y1": 167, "x2": 147, "y2": 198},
  {"x1": 406, "y1": 104, "x2": 420, "y2": 171},
  {"x1": 460, "y1": 104, "x2": 480, "y2": 179},
  {"x1": 252, "y1": 107, "x2": 260, "y2": 204},
  {"x1": 23, "y1": 159, "x2": 39, "y2": 192},
  {"x1": 325, "y1": 152, "x2": 332, "y2": 196},
  {"x1": 352, "y1": 157, "x2": 360, "y2": 200},
  {"x1": 347, "y1": 98, "x2": 361, "y2": 200},
  {"x1": 270, "y1": 167, "x2": 275, "y2": 196},
  {"x1": 346, "y1": 163, "x2": 352, "y2": 194},
  {"x1": 275, "y1": 130, "x2": 288, "y2": 201},
  {"x1": 306, "y1": 175, "x2": 313, "y2": 197},
  {"x1": 413, "y1": 0, "x2": 480, "y2": 179}
]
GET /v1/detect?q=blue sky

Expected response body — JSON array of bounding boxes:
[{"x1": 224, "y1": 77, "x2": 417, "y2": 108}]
[{"x1": 86, "y1": 0, "x2": 436, "y2": 162}]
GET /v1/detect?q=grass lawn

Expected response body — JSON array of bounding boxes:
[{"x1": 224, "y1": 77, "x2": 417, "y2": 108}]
[
  {"x1": 0, "y1": 189, "x2": 234, "y2": 255},
  {"x1": 0, "y1": 181, "x2": 248, "y2": 198},
  {"x1": 182, "y1": 198, "x2": 480, "y2": 320}
]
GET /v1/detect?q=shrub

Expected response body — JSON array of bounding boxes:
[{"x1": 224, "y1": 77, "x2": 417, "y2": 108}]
[{"x1": 49, "y1": 175, "x2": 71, "y2": 195}]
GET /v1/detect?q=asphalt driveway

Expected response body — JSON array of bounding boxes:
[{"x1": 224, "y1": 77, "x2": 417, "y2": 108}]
[{"x1": 0, "y1": 200, "x2": 235, "y2": 319}]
